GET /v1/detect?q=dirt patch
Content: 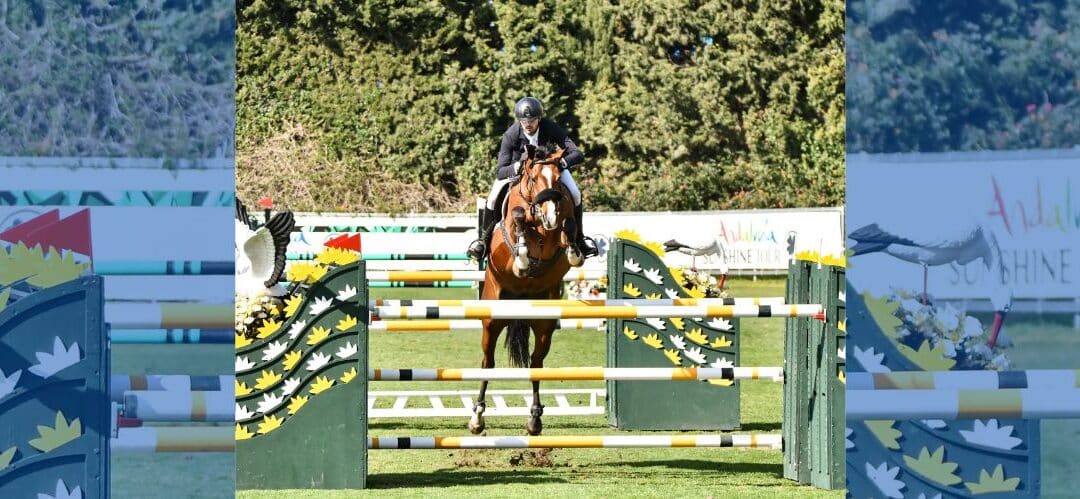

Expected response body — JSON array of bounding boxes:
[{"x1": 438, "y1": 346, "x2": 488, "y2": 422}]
[{"x1": 508, "y1": 449, "x2": 555, "y2": 467}]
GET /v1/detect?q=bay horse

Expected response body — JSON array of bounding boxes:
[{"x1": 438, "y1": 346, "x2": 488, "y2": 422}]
[{"x1": 469, "y1": 143, "x2": 582, "y2": 436}]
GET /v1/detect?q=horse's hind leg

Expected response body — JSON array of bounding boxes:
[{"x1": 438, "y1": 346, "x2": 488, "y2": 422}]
[
  {"x1": 470, "y1": 319, "x2": 502, "y2": 434},
  {"x1": 526, "y1": 320, "x2": 556, "y2": 436}
]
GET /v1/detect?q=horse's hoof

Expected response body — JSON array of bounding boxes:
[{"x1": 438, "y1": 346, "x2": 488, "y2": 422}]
[
  {"x1": 526, "y1": 417, "x2": 543, "y2": 436},
  {"x1": 468, "y1": 417, "x2": 485, "y2": 434}
]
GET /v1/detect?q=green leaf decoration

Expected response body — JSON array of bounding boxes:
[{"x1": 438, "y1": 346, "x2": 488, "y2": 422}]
[
  {"x1": 965, "y1": 464, "x2": 1021, "y2": 494},
  {"x1": 28, "y1": 411, "x2": 81, "y2": 452},
  {"x1": 0, "y1": 446, "x2": 15, "y2": 469},
  {"x1": 903, "y1": 446, "x2": 962, "y2": 486},
  {"x1": 865, "y1": 420, "x2": 902, "y2": 450},
  {"x1": 27, "y1": 248, "x2": 88, "y2": 288}
]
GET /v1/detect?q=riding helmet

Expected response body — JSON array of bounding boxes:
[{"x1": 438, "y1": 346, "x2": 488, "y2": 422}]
[{"x1": 514, "y1": 97, "x2": 544, "y2": 120}]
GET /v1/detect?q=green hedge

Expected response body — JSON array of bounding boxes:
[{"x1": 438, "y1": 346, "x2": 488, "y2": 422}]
[{"x1": 237, "y1": 0, "x2": 844, "y2": 212}]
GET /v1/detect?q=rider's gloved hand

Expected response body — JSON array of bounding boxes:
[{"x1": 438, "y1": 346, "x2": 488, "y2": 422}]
[{"x1": 513, "y1": 160, "x2": 523, "y2": 175}]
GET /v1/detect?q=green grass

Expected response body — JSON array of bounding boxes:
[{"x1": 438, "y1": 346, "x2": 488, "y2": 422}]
[
  {"x1": 998, "y1": 320, "x2": 1080, "y2": 499},
  {"x1": 239, "y1": 276, "x2": 841, "y2": 498}
]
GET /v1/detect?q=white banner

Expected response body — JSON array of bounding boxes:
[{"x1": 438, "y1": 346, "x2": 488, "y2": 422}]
[
  {"x1": 290, "y1": 207, "x2": 845, "y2": 274},
  {"x1": 847, "y1": 149, "x2": 1080, "y2": 300}
]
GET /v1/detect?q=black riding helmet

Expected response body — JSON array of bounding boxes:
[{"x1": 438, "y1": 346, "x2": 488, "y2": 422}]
[{"x1": 514, "y1": 97, "x2": 544, "y2": 120}]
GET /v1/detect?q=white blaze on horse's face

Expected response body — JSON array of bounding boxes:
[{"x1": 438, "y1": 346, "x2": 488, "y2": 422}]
[{"x1": 539, "y1": 166, "x2": 559, "y2": 230}]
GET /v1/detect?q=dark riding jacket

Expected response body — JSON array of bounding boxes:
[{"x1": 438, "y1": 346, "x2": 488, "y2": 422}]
[{"x1": 495, "y1": 118, "x2": 585, "y2": 180}]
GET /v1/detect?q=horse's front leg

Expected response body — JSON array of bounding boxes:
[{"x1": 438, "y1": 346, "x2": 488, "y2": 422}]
[
  {"x1": 470, "y1": 319, "x2": 502, "y2": 434},
  {"x1": 510, "y1": 207, "x2": 531, "y2": 277},
  {"x1": 526, "y1": 320, "x2": 555, "y2": 436}
]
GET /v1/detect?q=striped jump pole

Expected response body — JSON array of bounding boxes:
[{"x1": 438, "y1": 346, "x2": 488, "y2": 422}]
[
  {"x1": 846, "y1": 388, "x2": 1080, "y2": 420},
  {"x1": 365, "y1": 269, "x2": 606, "y2": 282},
  {"x1": 93, "y1": 260, "x2": 233, "y2": 275},
  {"x1": 369, "y1": 434, "x2": 783, "y2": 450},
  {"x1": 847, "y1": 370, "x2": 1080, "y2": 390},
  {"x1": 370, "y1": 297, "x2": 790, "y2": 307},
  {"x1": 109, "y1": 328, "x2": 233, "y2": 344},
  {"x1": 111, "y1": 427, "x2": 234, "y2": 453},
  {"x1": 120, "y1": 390, "x2": 233, "y2": 422},
  {"x1": 104, "y1": 303, "x2": 232, "y2": 329},
  {"x1": 110, "y1": 375, "x2": 231, "y2": 403},
  {"x1": 288, "y1": 252, "x2": 470, "y2": 261},
  {"x1": 369, "y1": 281, "x2": 474, "y2": 288},
  {"x1": 370, "y1": 303, "x2": 824, "y2": 320},
  {"x1": 369, "y1": 319, "x2": 605, "y2": 332},
  {"x1": 368, "y1": 366, "x2": 784, "y2": 382}
]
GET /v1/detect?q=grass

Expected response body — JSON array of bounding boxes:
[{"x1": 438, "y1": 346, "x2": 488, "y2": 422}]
[
  {"x1": 239, "y1": 276, "x2": 841, "y2": 498},
  {"x1": 997, "y1": 320, "x2": 1080, "y2": 499}
]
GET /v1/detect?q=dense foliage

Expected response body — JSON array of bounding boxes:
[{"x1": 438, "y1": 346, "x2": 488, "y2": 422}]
[
  {"x1": 237, "y1": 0, "x2": 844, "y2": 212},
  {"x1": 846, "y1": 0, "x2": 1080, "y2": 153},
  {"x1": 0, "y1": 0, "x2": 235, "y2": 158}
]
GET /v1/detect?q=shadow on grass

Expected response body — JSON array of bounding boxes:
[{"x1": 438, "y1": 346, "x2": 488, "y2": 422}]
[
  {"x1": 617, "y1": 459, "x2": 782, "y2": 476},
  {"x1": 365, "y1": 469, "x2": 567, "y2": 489},
  {"x1": 733, "y1": 422, "x2": 783, "y2": 432}
]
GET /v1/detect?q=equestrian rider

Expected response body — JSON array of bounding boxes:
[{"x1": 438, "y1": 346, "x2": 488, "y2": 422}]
[{"x1": 467, "y1": 96, "x2": 598, "y2": 261}]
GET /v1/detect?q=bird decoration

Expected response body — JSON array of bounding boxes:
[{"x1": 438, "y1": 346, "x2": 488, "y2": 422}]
[
  {"x1": 663, "y1": 235, "x2": 729, "y2": 289},
  {"x1": 848, "y1": 219, "x2": 1013, "y2": 349},
  {"x1": 235, "y1": 199, "x2": 295, "y2": 339}
]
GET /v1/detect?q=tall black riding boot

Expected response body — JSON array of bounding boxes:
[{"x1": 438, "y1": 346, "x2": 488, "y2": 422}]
[
  {"x1": 467, "y1": 207, "x2": 498, "y2": 261},
  {"x1": 574, "y1": 204, "x2": 598, "y2": 258}
]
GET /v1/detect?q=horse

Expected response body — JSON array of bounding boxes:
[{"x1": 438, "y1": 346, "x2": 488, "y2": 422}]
[{"x1": 468, "y1": 143, "x2": 582, "y2": 436}]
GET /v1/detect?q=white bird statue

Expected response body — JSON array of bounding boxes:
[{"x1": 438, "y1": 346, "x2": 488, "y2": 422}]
[
  {"x1": 663, "y1": 235, "x2": 730, "y2": 288},
  {"x1": 235, "y1": 200, "x2": 294, "y2": 298},
  {"x1": 848, "y1": 219, "x2": 1012, "y2": 348}
]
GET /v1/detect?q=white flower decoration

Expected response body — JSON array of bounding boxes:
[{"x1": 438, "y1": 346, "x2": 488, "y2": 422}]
[
  {"x1": 235, "y1": 356, "x2": 255, "y2": 372},
  {"x1": 623, "y1": 258, "x2": 641, "y2": 273},
  {"x1": 337, "y1": 284, "x2": 358, "y2": 301},
  {"x1": 707, "y1": 318, "x2": 733, "y2": 331},
  {"x1": 853, "y1": 346, "x2": 890, "y2": 373},
  {"x1": 281, "y1": 377, "x2": 301, "y2": 395},
  {"x1": 256, "y1": 392, "x2": 285, "y2": 413},
  {"x1": 645, "y1": 318, "x2": 666, "y2": 331},
  {"x1": 309, "y1": 296, "x2": 334, "y2": 315},
  {"x1": 710, "y1": 356, "x2": 734, "y2": 369},
  {"x1": 37, "y1": 479, "x2": 82, "y2": 499},
  {"x1": 684, "y1": 347, "x2": 707, "y2": 365},
  {"x1": 29, "y1": 337, "x2": 80, "y2": 378},
  {"x1": 959, "y1": 419, "x2": 1022, "y2": 450},
  {"x1": 865, "y1": 462, "x2": 904, "y2": 498},
  {"x1": 336, "y1": 342, "x2": 358, "y2": 359},
  {"x1": 0, "y1": 368, "x2": 22, "y2": 400},
  {"x1": 261, "y1": 340, "x2": 288, "y2": 362},
  {"x1": 643, "y1": 268, "x2": 663, "y2": 285},
  {"x1": 306, "y1": 352, "x2": 332, "y2": 371},
  {"x1": 236, "y1": 403, "x2": 255, "y2": 420},
  {"x1": 288, "y1": 320, "x2": 308, "y2": 339},
  {"x1": 668, "y1": 334, "x2": 687, "y2": 351}
]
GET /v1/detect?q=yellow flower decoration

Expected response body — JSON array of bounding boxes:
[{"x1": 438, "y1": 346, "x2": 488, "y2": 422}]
[
  {"x1": 235, "y1": 334, "x2": 252, "y2": 349},
  {"x1": 283, "y1": 351, "x2": 303, "y2": 371},
  {"x1": 256, "y1": 318, "x2": 282, "y2": 339},
  {"x1": 235, "y1": 380, "x2": 253, "y2": 396},
  {"x1": 306, "y1": 326, "x2": 331, "y2": 345},
  {"x1": 623, "y1": 283, "x2": 641, "y2": 297},
  {"x1": 283, "y1": 295, "x2": 303, "y2": 318},
  {"x1": 287, "y1": 395, "x2": 309, "y2": 415},
  {"x1": 340, "y1": 367, "x2": 358, "y2": 384},
  {"x1": 257, "y1": 414, "x2": 283, "y2": 434},
  {"x1": 235, "y1": 424, "x2": 254, "y2": 440},
  {"x1": 336, "y1": 315, "x2": 358, "y2": 331},
  {"x1": 254, "y1": 369, "x2": 282, "y2": 391},
  {"x1": 310, "y1": 376, "x2": 335, "y2": 395}
]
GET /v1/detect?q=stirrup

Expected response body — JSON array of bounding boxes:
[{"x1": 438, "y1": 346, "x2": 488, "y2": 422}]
[
  {"x1": 467, "y1": 239, "x2": 486, "y2": 260},
  {"x1": 577, "y1": 236, "x2": 599, "y2": 258}
]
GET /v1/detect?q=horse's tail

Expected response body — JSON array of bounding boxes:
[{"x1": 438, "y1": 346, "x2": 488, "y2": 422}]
[{"x1": 506, "y1": 320, "x2": 531, "y2": 368}]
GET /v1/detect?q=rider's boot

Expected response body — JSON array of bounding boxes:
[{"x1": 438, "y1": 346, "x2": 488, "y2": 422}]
[
  {"x1": 574, "y1": 203, "x2": 599, "y2": 258},
  {"x1": 467, "y1": 207, "x2": 499, "y2": 261}
]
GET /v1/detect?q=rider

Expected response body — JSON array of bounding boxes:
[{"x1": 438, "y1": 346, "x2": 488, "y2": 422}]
[{"x1": 467, "y1": 96, "x2": 598, "y2": 261}]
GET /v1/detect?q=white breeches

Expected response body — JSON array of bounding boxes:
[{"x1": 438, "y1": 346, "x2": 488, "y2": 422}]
[
  {"x1": 486, "y1": 171, "x2": 582, "y2": 209},
  {"x1": 561, "y1": 171, "x2": 581, "y2": 206}
]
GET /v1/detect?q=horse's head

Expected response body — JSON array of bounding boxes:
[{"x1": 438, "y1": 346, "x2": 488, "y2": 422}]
[{"x1": 518, "y1": 143, "x2": 569, "y2": 231}]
